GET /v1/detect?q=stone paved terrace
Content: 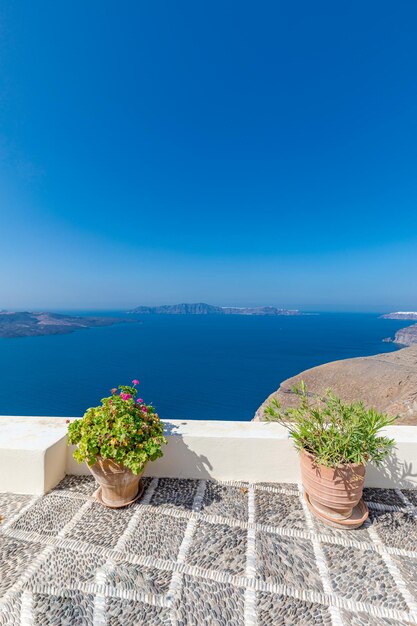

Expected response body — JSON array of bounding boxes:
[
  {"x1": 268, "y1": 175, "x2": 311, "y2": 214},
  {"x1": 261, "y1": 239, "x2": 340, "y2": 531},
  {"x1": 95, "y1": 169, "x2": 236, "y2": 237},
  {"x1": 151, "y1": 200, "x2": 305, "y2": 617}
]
[{"x1": 0, "y1": 477, "x2": 416, "y2": 626}]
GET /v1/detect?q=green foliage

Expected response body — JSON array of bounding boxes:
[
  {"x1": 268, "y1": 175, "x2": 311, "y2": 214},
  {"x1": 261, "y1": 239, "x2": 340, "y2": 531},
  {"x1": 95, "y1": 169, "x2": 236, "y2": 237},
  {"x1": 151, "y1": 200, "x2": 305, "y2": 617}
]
[
  {"x1": 67, "y1": 383, "x2": 166, "y2": 474},
  {"x1": 265, "y1": 381, "x2": 397, "y2": 468}
]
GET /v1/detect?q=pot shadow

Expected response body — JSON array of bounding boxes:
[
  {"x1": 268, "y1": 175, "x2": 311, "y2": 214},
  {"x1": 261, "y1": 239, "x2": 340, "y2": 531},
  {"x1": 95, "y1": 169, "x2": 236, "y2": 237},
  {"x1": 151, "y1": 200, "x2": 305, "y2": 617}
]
[
  {"x1": 365, "y1": 454, "x2": 417, "y2": 490},
  {"x1": 363, "y1": 454, "x2": 417, "y2": 535},
  {"x1": 143, "y1": 422, "x2": 235, "y2": 511},
  {"x1": 148, "y1": 420, "x2": 215, "y2": 479}
]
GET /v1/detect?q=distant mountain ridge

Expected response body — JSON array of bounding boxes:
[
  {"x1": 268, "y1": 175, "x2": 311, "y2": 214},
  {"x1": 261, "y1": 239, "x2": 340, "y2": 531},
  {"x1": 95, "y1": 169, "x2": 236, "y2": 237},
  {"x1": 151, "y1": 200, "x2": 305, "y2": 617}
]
[{"x1": 129, "y1": 303, "x2": 302, "y2": 316}]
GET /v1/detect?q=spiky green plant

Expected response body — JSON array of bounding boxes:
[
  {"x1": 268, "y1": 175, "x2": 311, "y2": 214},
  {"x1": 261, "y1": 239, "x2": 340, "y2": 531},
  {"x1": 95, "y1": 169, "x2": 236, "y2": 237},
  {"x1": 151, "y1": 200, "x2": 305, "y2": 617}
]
[{"x1": 265, "y1": 382, "x2": 397, "y2": 468}]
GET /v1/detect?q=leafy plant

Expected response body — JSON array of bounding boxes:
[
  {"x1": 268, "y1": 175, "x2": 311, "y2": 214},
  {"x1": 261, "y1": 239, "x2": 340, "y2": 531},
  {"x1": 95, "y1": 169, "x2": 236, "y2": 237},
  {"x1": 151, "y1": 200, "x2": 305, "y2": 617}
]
[
  {"x1": 265, "y1": 382, "x2": 397, "y2": 468},
  {"x1": 67, "y1": 380, "x2": 166, "y2": 474}
]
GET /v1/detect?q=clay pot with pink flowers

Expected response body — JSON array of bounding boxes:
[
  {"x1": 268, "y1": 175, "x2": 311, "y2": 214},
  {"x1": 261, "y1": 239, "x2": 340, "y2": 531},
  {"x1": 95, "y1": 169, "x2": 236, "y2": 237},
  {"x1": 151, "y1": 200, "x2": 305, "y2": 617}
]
[
  {"x1": 67, "y1": 380, "x2": 167, "y2": 508},
  {"x1": 265, "y1": 382, "x2": 397, "y2": 529}
]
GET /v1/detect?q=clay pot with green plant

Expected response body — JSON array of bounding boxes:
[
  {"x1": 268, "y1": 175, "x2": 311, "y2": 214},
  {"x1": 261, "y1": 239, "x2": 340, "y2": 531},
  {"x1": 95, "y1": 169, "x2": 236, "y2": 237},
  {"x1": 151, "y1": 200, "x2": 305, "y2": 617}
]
[
  {"x1": 265, "y1": 382, "x2": 397, "y2": 529},
  {"x1": 67, "y1": 380, "x2": 166, "y2": 508}
]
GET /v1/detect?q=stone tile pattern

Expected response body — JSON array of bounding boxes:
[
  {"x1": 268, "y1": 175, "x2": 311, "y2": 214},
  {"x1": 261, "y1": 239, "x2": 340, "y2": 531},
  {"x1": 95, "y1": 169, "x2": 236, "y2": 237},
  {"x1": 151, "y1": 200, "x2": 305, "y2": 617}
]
[{"x1": 0, "y1": 478, "x2": 416, "y2": 626}]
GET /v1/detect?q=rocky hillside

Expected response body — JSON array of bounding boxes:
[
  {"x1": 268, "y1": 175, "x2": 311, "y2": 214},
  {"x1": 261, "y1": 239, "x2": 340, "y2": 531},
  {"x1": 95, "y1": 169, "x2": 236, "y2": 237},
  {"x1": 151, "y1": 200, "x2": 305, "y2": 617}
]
[
  {"x1": 254, "y1": 345, "x2": 417, "y2": 425},
  {"x1": 394, "y1": 324, "x2": 417, "y2": 346}
]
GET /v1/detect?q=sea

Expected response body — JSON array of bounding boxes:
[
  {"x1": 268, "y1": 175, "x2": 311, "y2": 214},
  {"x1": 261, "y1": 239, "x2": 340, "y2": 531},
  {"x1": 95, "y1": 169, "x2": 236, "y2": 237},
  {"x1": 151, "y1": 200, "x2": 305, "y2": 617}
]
[{"x1": 0, "y1": 312, "x2": 408, "y2": 421}]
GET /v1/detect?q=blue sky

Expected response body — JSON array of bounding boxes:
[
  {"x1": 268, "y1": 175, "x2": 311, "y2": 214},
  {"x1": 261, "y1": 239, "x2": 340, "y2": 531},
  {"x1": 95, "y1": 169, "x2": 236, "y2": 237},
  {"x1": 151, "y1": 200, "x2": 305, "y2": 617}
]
[{"x1": 0, "y1": 1, "x2": 416, "y2": 311}]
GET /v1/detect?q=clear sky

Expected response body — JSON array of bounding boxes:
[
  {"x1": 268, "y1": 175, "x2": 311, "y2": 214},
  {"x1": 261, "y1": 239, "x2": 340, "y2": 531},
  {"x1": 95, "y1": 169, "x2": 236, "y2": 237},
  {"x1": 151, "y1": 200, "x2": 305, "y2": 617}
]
[{"x1": 0, "y1": 1, "x2": 416, "y2": 312}]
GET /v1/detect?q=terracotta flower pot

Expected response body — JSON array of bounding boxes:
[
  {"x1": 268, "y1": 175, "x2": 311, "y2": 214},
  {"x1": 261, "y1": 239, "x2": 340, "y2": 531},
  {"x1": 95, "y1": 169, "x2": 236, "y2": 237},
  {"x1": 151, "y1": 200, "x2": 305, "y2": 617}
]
[
  {"x1": 89, "y1": 458, "x2": 145, "y2": 508},
  {"x1": 300, "y1": 449, "x2": 368, "y2": 527}
]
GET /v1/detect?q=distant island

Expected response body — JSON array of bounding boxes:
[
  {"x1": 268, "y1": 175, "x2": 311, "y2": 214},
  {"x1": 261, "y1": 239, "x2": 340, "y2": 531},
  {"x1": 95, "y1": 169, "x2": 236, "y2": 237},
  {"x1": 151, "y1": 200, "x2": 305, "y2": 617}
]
[
  {"x1": 380, "y1": 312, "x2": 417, "y2": 320},
  {"x1": 381, "y1": 311, "x2": 417, "y2": 346},
  {"x1": 0, "y1": 312, "x2": 132, "y2": 338},
  {"x1": 129, "y1": 302, "x2": 302, "y2": 316}
]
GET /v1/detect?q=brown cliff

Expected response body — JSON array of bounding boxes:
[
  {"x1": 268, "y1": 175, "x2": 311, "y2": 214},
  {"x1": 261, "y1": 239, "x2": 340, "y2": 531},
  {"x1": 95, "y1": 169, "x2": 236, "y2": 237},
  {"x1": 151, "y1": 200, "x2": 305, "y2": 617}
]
[
  {"x1": 254, "y1": 345, "x2": 417, "y2": 425},
  {"x1": 394, "y1": 324, "x2": 417, "y2": 346}
]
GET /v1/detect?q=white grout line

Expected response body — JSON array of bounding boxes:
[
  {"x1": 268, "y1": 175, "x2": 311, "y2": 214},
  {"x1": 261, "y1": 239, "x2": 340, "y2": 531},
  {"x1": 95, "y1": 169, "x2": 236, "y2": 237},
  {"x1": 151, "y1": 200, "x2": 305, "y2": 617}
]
[
  {"x1": 206, "y1": 478, "x2": 249, "y2": 489},
  {"x1": 93, "y1": 478, "x2": 159, "y2": 626},
  {"x1": 396, "y1": 489, "x2": 417, "y2": 517},
  {"x1": 57, "y1": 498, "x2": 94, "y2": 538},
  {"x1": 166, "y1": 479, "x2": 207, "y2": 611},
  {"x1": 244, "y1": 484, "x2": 257, "y2": 626},
  {"x1": 0, "y1": 495, "x2": 42, "y2": 531},
  {"x1": 92, "y1": 591, "x2": 107, "y2": 626},
  {"x1": 366, "y1": 500, "x2": 409, "y2": 513},
  {"x1": 19, "y1": 591, "x2": 33, "y2": 626},
  {"x1": 0, "y1": 545, "x2": 53, "y2": 611},
  {"x1": 114, "y1": 479, "x2": 158, "y2": 553},
  {"x1": 367, "y1": 523, "x2": 417, "y2": 623},
  {"x1": 178, "y1": 479, "x2": 206, "y2": 566},
  {"x1": 252, "y1": 483, "x2": 299, "y2": 496},
  {"x1": 45, "y1": 490, "x2": 96, "y2": 502},
  {"x1": 1, "y1": 495, "x2": 43, "y2": 624},
  {"x1": 298, "y1": 483, "x2": 344, "y2": 626},
  {"x1": 0, "y1": 598, "x2": 19, "y2": 626},
  {"x1": 29, "y1": 583, "x2": 168, "y2": 608}
]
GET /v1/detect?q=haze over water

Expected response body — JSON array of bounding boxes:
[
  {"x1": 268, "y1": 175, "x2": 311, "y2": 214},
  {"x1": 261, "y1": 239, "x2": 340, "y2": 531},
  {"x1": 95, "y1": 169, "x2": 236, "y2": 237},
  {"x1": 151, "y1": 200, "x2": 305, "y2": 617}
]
[{"x1": 0, "y1": 313, "x2": 407, "y2": 421}]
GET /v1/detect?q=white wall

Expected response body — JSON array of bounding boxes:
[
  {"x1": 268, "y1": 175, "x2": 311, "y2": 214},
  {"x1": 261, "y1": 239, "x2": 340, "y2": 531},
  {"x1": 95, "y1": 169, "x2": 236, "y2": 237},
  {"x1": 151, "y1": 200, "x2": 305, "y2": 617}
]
[
  {"x1": 67, "y1": 420, "x2": 417, "y2": 489},
  {"x1": 66, "y1": 420, "x2": 301, "y2": 483},
  {"x1": 0, "y1": 416, "x2": 68, "y2": 494},
  {"x1": 1, "y1": 416, "x2": 416, "y2": 493}
]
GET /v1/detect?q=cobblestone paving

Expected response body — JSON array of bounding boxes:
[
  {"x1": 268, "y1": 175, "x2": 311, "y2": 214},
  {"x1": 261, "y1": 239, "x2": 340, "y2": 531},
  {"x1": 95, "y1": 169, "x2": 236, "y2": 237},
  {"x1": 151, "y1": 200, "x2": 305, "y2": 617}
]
[{"x1": 0, "y1": 477, "x2": 416, "y2": 625}]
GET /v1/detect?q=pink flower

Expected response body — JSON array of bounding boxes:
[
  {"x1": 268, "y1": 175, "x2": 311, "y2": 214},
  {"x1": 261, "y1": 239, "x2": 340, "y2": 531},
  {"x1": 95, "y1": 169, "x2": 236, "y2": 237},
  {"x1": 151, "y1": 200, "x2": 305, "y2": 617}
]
[
  {"x1": 120, "y1": 393, "x2": 131, "y2": 400},
  {"x1": 132, "y1": 379, "x2": 140, "y2": 385},
  {"x1": 137, "y1": 398, "x2": 144, "y2": 403},
  {"x1": 141, "y1": 406, "x2": 148, "y2": 413}
]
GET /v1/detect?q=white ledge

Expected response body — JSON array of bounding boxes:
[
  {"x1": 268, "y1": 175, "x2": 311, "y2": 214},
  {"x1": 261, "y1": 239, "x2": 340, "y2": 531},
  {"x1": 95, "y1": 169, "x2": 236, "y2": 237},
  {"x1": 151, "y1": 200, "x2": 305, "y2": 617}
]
[{"x1": 0, "y1": 416, "x2": 416, "y2": 494}]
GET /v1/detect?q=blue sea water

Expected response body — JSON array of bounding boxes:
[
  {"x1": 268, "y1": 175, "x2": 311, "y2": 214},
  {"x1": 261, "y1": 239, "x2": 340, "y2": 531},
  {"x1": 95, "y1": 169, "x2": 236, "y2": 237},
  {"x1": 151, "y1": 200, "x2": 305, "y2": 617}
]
[{"x1": 0, "y1": 313, "x2": 408, "y2": 421}]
